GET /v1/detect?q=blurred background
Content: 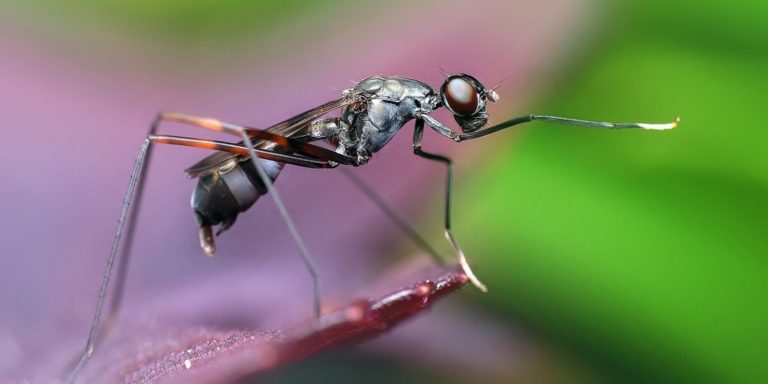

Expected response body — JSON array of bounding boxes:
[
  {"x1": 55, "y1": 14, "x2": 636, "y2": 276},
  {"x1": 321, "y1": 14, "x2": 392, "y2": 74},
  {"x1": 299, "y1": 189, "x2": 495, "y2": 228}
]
[{"x1": 0, "y1": 0, "x2": 765, "y2": 383}]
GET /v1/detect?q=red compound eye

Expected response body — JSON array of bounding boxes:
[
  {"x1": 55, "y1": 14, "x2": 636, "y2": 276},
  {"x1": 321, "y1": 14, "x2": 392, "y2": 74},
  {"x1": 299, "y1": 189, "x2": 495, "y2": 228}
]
[{"x1": 444, "y1": 77, "x2": 479, "y2": 116}]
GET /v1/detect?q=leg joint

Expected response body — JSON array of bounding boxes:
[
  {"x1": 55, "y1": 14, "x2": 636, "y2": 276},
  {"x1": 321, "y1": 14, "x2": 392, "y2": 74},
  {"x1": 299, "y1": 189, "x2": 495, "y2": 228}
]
[{"x1": 414, "y1": 147, "x2": 452, "y2": 165}]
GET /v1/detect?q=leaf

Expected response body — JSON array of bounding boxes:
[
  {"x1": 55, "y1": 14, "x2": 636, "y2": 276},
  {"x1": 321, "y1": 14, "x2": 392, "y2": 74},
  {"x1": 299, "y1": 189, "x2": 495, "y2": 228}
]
[{"x1": 75, "y1": 269, "x2": 467, "y2": 383}]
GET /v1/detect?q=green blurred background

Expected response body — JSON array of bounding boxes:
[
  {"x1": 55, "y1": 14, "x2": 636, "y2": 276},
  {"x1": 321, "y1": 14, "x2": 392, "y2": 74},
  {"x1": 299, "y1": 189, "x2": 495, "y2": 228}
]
[
  {"x1": 2, "y1": 1, "x2": 765, "y2": 383},
  {"x1": 458, "y1": 2, "x2": 767, "y2": 383}
]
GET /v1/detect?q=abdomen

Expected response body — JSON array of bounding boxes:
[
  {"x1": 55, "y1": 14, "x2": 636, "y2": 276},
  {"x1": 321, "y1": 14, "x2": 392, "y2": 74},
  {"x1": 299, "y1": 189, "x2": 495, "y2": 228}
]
[{"x1": 191, "y1": 158, "x2": 283, "y2": 233}]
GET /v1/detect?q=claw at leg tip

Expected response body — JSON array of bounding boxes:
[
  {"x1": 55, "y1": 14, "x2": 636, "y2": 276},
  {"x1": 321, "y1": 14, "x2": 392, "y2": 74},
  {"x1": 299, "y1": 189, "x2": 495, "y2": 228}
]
[
  {"x1": 472, "y1": 277, "x2": 489, "y2": 293},
  {"x1": 666, "y1": 116, "x2": 681, "y2": 129},
  {"x1": 636, "y1": 116, "x2": 680, "y2": 131},
  {"x1": 458, "y1": 259, "x2": 488, "y2": 292}
]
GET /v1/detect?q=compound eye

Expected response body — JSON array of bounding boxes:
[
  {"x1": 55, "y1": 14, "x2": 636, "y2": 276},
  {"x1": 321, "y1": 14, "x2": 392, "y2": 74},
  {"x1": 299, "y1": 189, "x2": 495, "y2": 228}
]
[{"x1": 444, "y1": 77, "x2": 479, "y2": 116}]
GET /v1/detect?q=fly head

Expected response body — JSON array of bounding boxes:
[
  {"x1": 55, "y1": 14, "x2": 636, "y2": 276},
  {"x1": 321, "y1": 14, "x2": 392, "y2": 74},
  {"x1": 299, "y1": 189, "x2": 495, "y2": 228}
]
[{"x1": 439, "y1": 74, "x2": 499, "y2": 133}]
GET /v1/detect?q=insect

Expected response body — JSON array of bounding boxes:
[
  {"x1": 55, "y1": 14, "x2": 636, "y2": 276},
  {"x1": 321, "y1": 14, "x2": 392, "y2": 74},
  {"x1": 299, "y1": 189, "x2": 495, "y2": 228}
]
[{"x1": 66, "y1": 73, "x2": 678, "y2": 381}]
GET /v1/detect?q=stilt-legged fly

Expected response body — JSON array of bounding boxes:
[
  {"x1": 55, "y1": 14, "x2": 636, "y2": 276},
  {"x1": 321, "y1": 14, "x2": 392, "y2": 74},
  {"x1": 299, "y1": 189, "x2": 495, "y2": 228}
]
[{"x1": 67, "y1": 74, "x2": 678, "y2": 382}]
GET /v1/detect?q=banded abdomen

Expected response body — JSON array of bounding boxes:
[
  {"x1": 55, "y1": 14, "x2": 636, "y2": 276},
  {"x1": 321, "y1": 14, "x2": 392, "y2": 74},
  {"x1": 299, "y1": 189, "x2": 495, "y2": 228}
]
[{"x1": 191, "y1": 157, "x2": 283, "y2": 235}]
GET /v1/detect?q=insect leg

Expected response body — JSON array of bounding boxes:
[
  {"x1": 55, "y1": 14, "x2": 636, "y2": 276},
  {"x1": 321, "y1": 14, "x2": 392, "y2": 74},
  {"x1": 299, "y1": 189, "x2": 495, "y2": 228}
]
[
  {"x1": 412, "y1": 119, "x2": 487, "y2": 292},
  {"x1": 104, "y1": 122, "x2": 329, "y2": 355},
  {"x1": 419, "y1": 113, "x2": 678, "y2": 142},
  {"x1": 419, "y1": 113, "x2": 459, "y2": 141},
  {"x1": 457, "y1": 115, "x2": 680, "y2": 141},
  {"x1": 152, "y1": 112, "x2": 325, "y2": 317},
  {"x1": 301, "y1": 116, "x2": 444, "y2": 263},
  {"x1": 160, "y1": 111, "x2": 361, "y2": 318},
  {"x1": 339, "y1": 167, "x2": 444, "y2": 266},
  {"x1": 66, "y1": 131, "x2": 153, "y2": 383},
  {"x1": 149, "y1": 135, "x2": 336, "y2": 168},
  {"x1": 159, "y1": 112, "x2": 356, "y2": 165},
  {"x1": 153, "y1": 133, "x2": 330, "y2": 317},
  {"x1": 236, "y1": 130, "x2": 322, "y2": 317},
  {"x1": 106, "y1": 122, "x2": 334, "y2": 348},
  {"x1": 66, "y1": 125, "x2": 340, "y2": 382}
]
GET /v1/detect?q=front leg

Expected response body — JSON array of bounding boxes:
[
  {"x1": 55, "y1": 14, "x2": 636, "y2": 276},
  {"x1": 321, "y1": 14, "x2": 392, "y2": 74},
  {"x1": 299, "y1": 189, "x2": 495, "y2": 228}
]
[
  {"x1": 417, "y1": 111, "x2": 678, "y2": 143},
  {"x1": 456, "y1": 114, "x2": 679, "y2": 141},
  {"x1": 417, "y1": 112, "x2": 460, "y2": 141}
]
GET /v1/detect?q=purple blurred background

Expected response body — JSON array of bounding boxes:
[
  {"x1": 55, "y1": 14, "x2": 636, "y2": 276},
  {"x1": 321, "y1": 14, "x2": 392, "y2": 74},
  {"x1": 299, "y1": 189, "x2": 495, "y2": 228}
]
[{"x1": 0, "y1": 1, "x2": 590, "y2": 381}]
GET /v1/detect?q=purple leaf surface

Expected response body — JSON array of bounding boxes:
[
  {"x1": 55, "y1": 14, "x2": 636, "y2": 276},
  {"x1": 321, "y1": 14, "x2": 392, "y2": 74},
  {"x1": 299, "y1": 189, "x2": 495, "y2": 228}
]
[{"x1": 78, "y1": 269, "x2": 467, "y2": 383}]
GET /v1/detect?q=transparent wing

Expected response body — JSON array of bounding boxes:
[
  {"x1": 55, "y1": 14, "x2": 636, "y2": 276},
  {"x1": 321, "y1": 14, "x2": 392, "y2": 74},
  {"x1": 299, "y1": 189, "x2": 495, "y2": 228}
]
[
  {"x1": 185, "y1": 97, "x2": 355, "y2": 178},
  {"x1": 264, "y1": 97, "x2": 353, "y2": 137}
]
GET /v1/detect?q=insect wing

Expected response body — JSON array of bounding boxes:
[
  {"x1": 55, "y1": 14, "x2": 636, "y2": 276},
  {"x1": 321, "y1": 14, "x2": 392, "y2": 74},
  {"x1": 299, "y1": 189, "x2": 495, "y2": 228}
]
[{"x1": 185, "y1": 97, "x2": 356, "y2": 178}]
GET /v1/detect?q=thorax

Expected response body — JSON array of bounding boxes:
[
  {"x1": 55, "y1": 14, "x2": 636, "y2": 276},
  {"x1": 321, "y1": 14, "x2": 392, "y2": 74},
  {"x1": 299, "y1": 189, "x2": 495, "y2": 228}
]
[{"x1": 341, "y1": 76, "x2": 439, "y2": 154}]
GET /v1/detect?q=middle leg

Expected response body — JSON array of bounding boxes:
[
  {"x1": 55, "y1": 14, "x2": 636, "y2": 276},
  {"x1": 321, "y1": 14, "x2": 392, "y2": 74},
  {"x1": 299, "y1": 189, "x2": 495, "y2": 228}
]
[
  {"x1": 154, "y1": 112, "x2": 325, "y2": 317},
  {"x1": 412, "y1": 119, "x2": 488, "y2": 292}
]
